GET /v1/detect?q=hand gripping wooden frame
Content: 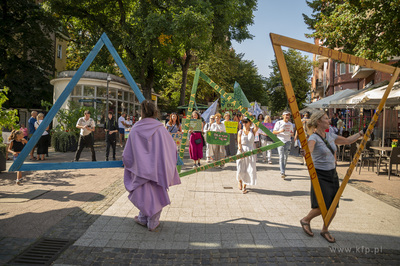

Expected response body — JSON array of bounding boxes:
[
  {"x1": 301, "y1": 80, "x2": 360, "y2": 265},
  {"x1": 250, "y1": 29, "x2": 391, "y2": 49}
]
[
  {"x1": 270, "y1": 33, "x2": 400, "y2": 226},
  {"x1": 177, "y1": 68, "x2": 284, "y2": 177}
]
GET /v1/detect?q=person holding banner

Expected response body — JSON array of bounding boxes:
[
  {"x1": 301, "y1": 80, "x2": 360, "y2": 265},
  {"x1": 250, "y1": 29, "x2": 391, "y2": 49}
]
[
  {"x1": 123, "y1": 100, "x2": 181, "y2": 231},
  {"x1": 273, "y1": 111, "x2": 294, "y2": 179},
  {"x1": 210, "y1": 113, "x2": 226, "y2": 167},
  {"x1": 189, "y1": 111, "x2": 204, "y2": 168},
  {"x1": 165, "y1": 113, "x2": 182, "y2": 133},
  {"x1": 223, "y1": 112, "x2": 236, "y2": 157},
  {"x1": 204, "y1": 115, "x2": 215, "y2": 162},
  {"x1": 300, "y1": 110, "x2": 364, "y2": 243},
  {"x1": 237, "y1": 116, "x2": 258, "y2": 194}
]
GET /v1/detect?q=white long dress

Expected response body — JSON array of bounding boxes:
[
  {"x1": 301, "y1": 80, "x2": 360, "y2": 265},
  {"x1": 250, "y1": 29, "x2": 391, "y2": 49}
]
[{"x1": 236, "y1": 129, "x2": 257, "y2": 185}]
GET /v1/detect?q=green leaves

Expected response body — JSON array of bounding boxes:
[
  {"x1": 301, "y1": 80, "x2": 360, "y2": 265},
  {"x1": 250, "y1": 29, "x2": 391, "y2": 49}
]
[
  {"x1": 304, "y1": 0, "x2": 400, "y2": 65},
  {"x1": 266, "y1": 49, "x2": 312, "y2": 115}
]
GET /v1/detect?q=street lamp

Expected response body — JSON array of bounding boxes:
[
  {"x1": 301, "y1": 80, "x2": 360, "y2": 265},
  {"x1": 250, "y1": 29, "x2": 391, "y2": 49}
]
[{"x1": 105, "y1": 74, "x2": 112, "y2": 141}]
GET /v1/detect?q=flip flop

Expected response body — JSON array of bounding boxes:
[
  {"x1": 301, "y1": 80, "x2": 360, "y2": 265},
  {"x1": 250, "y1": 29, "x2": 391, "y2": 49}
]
[
  {"x1": 242, "y1": 189, "x2": 248, "y2": 194},
  {"x1": 320, "y1": 231, "x2": 336, "y2": 243},
  {"x1": 300, "y1": 220, "x2": 314, "y2": 237},
  {"x1": 133, "y1": 216, "x2": 147, "y2": 227}
]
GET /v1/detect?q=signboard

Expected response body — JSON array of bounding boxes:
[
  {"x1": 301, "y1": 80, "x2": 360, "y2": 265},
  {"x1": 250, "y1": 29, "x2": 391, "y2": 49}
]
[
  {"x1": 124, "y1": 128, "x2": 131, "y2": 139},
  {"x1": 170, "y1": 132, "x2": 183, "y2": 146},
  {"x1": 181, "y1": 119, "x2": 202, "y2": 131},
  {"x1": 206, "y1": 131, "x2": 230, "y2": 146},
  {"x1": 224, "y1": 121, "x2": 239, "y2": 134},
  {"x1": 220, "y1": 93, "x2": 238, "y2": 117},
  {"x1": 262, "y1": 123, "x2": 275, "y2": 131}
]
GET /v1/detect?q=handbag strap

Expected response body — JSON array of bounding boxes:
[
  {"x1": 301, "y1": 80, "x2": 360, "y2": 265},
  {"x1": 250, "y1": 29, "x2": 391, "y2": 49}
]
[{"x1": 315, "y1": 133, "x2": 335, "y2": 156}]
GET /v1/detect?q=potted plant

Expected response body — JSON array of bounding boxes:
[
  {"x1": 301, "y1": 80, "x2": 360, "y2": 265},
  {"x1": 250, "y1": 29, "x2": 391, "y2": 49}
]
[
  {"x1": 52, "y1": 100, "x2": 98, "y2": 152},
  {"x1": 0, "y1": 87, "x2": 19, "y2": 172}
]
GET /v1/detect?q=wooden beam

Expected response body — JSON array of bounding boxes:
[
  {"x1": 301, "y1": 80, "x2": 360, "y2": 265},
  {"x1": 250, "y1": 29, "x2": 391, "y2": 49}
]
[
  {"x1": 271, "y1": 44, "x2": 328, "y2": 219},
  {"x1": 270, "y1": 33, "x2": 396, "y2": 74}
]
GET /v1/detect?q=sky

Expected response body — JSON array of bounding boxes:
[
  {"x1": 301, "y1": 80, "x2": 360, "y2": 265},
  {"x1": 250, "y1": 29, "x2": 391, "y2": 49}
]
[{"x1": 231, "y1": 0, "x2": 314, "y2": 79}]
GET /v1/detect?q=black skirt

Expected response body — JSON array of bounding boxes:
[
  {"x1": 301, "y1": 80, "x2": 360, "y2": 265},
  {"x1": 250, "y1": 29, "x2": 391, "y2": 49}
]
[
  {"x1": 37, "y1": 135, "x2": 49, "y2": 155},
  {"x1": 311, "y1": 168, "x2": 340, "y2": 209}
]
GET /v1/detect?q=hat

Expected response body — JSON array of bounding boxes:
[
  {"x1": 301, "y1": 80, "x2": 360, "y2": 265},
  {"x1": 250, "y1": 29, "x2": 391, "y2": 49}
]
[
  {"x1": 242, "y1": 116, "x2": 251, "y2": 122},
  {"x1": 282, "y1": 110, "x2": 291, "y2": 115}
]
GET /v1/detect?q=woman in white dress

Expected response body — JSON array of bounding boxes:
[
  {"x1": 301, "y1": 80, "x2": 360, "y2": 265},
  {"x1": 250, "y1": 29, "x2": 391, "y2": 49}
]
[{"x1": 237, "y1": 116, "x2": 258, "y2": 194}]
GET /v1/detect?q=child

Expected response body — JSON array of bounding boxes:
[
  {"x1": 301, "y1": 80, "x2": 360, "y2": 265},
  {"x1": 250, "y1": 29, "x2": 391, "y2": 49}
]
[{"x1": 8, "y1": 130, "x2": 27, "y2": 185}]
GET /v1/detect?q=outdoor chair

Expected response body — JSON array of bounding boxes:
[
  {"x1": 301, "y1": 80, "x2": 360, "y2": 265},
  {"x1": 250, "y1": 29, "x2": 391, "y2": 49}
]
[
  {"x1": 377, "y1": 147, "x2": 400, "y2": 180},
  {"x1": 342, "y1": 142, "x2": 357, "y2": 162},
  {"x1": 355, "y1": 142, "x2": 376, "y2": 174}
]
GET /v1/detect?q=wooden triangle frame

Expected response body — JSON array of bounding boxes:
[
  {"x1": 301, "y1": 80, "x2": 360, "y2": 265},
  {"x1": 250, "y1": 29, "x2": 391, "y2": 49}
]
[
  {"x1": 177, "y1": 68, "x2": 284, "y2": 177},
  {"x1": 270, "y1": 33, "x2": 400, "y2": 226},
  {"x1": 9, "y1": 33, "x2": 145, "y2": 172}
]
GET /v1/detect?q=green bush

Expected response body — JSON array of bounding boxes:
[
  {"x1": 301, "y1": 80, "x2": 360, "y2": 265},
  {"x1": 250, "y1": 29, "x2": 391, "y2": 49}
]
[{"x1": 51, "y1": 130, "x2": 78, "y2": 152}]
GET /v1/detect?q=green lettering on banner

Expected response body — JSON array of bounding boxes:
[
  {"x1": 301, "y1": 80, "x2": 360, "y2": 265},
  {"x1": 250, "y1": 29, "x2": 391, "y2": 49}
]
[
  {"x1": 177, "y1": 68, "x2": 284, "y2": 175},
  {"x1": 224, "y1": 121, "x2": 238, "y2": 134}
]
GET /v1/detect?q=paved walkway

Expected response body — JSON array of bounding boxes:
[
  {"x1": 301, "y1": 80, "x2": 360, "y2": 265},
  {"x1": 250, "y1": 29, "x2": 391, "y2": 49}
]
[{"x1": 2, "y1": 145, "x2": 400, "y2": 264}]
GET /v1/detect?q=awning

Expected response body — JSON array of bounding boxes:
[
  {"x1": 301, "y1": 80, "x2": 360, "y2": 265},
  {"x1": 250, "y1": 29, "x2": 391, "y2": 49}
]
[{"x1": 305, "y1": 89, "x2": 359, "y2": 109}]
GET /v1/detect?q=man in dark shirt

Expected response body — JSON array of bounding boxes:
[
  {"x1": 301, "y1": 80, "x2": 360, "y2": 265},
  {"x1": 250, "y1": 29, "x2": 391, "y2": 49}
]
[
  {"x1": 104, "y1": 111, "x2": 119, "y2": 161},
  {"x1": 331, "y1": 113, "x2": 338, "y2": 128}
]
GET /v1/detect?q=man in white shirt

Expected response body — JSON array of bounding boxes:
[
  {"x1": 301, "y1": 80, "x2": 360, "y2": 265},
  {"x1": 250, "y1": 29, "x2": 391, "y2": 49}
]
[
  {"x1": 273, "y1": 110, "x2": 294, "y2": 179},
  {"x1": 74, "y1": 110, "x2": 96, "y2": 162},
  {"x1": 118, "y1": 112, "x2": 128, "y2": 147}
]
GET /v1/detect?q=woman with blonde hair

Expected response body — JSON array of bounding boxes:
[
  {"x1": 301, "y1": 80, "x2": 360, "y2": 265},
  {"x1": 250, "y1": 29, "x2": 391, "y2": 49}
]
[
  {"x1": 34, "y1": 113, "x2": 50, "y2": 161},
  {"x1": 258, "y1": 115, "x2": 273, "y2": 163},
  {"x1": 300, "y1": 110, "x2": 364, "y2": 243},
  {"x1": 210, "y1": 113, "x2": 226, "y2": 167}
]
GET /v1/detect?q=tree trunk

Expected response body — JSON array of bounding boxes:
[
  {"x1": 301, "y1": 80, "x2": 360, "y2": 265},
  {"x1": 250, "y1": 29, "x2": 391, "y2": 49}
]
[
  {"x1": 179, "y1": 50, "x2": 192, "y2": 106},
  {"x1": 139, "y1": 58, "x2": 155, "y2": 101}
]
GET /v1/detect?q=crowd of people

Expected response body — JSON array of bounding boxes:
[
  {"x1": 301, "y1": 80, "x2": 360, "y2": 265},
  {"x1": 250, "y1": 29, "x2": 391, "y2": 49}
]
[{"x1": 6, "y1": 104, "x2": 361, "y2": 243}]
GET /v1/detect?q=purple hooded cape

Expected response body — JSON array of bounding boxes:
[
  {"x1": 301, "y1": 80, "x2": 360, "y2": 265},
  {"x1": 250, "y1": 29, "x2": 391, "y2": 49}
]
[{"x1": 123, "y1": 118, "x2": 181, "y2": 217}]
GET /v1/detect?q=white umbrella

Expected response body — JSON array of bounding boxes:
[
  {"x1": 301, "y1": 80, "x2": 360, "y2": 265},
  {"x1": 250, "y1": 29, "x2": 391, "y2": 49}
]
[
  {"x1": 306, "y1": 89, "x2": 359, "y2": 109},
  {"x1": 361, "y1": 81, "x2": 400, "y2": 107}
]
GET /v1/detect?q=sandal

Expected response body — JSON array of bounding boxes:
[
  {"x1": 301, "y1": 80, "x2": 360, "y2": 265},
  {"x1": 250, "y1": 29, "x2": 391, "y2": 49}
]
[
  {"x1": 320, "y1": 231, "x2": 336, "y2": 243},
  {"x1": 300, "y1": 219, "x2": 314, "y2": 237},
  {"x1": 238, "y1": 180, "x2": 243, "y2": 190},
  {"x1": 133, "y1": 216, "x2": 146, "y2": 227},
  {"x1": 242, "y1": 189, "x2": 248, "y2": 194}
]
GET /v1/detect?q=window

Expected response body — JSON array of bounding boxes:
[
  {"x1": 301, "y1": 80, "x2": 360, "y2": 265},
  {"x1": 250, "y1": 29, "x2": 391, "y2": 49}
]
[
  {"x1": 349, "y1": 64, "x2": 355, "y2": 73},
  {"x1": 83, "y1": 86, "x2": 95, "y2": 97},
  {"x1": 57, "y1": 45, "x2": 62, "y2": 59},
  {"x1": 72, "y1": 85, "x2": 82, "y2": 96},
  {"x1": 97, "y1": 86, "x2": 107, "y2": 98},
  {"x1": 340, "y1": 63, "x2": 346, "y2": 75}
]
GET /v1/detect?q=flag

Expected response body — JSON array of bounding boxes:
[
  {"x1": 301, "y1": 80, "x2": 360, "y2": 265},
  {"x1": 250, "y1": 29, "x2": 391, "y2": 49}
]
[
  {"x1": 253, "y1": 101, "x2": 263, "y2": 118},
  {"x1": 234, "y1": 82, "x2": 251, "y2": 108},
  {"x1": 201, "y1": 98, "x2": 219, "y2": 123}
]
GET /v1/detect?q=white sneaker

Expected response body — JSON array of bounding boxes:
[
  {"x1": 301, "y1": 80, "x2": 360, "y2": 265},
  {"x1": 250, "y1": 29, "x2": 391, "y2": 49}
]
[{"x1": 268, "y1": 160, "x2": 272, "y2": 164}]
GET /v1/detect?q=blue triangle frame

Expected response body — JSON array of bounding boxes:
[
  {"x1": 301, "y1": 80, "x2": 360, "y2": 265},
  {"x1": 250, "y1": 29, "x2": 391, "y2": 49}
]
[{"x1": 9, "y1": 33, "x2": 145, "y2": 172}]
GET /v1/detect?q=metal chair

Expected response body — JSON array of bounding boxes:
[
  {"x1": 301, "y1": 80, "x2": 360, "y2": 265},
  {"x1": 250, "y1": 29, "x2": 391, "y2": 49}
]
[{"x1": 377, "y1": 147, "x2": 400, "y2": 180}]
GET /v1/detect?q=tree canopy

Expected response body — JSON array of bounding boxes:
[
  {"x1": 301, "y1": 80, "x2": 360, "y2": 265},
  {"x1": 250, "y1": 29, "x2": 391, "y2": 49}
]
[
  {"x1": 0, "y1": 0, "x2": 60, "y2": 108},
  {"x1": 48, "y1": 0, "x2": 257, "y2": 102},
  {"x1": 303, "y1": 0, "x2": 400, "y2": 64},
  {"x1": 266, "y1": 48, "x2": 312, "y2": 115}
]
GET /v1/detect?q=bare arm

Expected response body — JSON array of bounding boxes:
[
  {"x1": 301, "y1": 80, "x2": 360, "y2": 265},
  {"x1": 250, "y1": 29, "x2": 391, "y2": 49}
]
[
  {"x1": 237, "y1": 131, "x2": 242, "y2": 152},
  {"x1": 335, "y1": 130, "x2": 363, "y2": 145}
]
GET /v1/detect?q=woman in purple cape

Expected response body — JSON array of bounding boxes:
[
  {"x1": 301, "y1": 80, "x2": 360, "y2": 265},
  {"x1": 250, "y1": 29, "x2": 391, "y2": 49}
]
[{"x1": 123, "y1": 100, "x2": 181, "y2": 231}]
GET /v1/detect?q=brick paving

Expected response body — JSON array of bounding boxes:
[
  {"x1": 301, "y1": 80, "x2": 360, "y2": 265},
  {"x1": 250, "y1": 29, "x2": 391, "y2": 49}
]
[{"x1": 1, "y1": 144, "x2": 400, "y2": 265}]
